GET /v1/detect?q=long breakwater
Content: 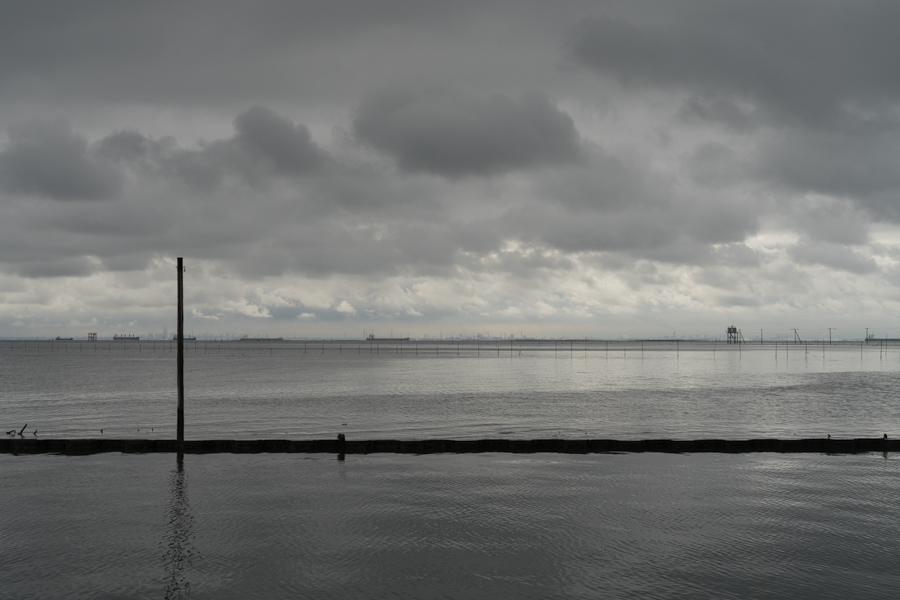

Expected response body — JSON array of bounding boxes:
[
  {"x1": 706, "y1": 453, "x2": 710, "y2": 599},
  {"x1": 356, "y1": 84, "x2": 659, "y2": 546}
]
[{"x1": 2, "y1": 437, "x2": 896, "y2": 455}]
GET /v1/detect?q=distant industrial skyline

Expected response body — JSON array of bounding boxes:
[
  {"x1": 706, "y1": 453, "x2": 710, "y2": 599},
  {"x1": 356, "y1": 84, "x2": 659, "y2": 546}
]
[
  {"x1": 2, "y1": 325, "x2": 895, "y2": 343},
  {"x1": 3, "y1": 2, "x2": 900, "y2": 339}
]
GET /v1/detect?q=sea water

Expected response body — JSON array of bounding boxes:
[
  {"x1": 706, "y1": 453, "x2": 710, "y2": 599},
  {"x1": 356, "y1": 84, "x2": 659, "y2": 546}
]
[
  {"x1": 2, "y1": 340, "x2": 900, "y2": 598},
  {"x1": 2, "y1": 339, "x2": 899, "y2": 440}
]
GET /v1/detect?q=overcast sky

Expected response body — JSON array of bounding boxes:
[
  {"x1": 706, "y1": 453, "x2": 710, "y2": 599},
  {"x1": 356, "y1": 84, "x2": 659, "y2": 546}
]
[{"x1": 2, "y1": 0, "x2": 900, "y2": 340}]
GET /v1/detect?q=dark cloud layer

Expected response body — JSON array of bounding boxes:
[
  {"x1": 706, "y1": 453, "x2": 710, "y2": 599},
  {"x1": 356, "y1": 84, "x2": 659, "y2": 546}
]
[
  {"x1": 354, "y1": 88, "x2": 582, "y2": 177},
  {"x1": 0, "y1": 119, "x2": 122, "y2": 200},
  {"x1": 0, "y1": 107, "x2": 330, "y2": 202},
  {"x1": 233, "y1": 106, "x2": 329, "y2": 176},
  {"x1": 95, "y1": 106, "x2": 330, "y2": 192},
  {"x1": 756, "y1": 129, "x2": 900, "y2": 220},
  {"x1": 570, "y1": 1, "x2": 900, "y2": 128},
  {"x1": 0, "y1": 0, "x2": 524, "y2": 107}
]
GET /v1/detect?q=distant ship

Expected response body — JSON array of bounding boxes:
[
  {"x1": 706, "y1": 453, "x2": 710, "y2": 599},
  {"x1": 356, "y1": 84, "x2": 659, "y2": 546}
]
[
  {"x1": 866, "y1": 334, "x2": 900, "y2": 342},
  {"x1": 54, "y1": 337, "x2": 73, "y2": 341},
  {"x1": 173, "y1": 334, "x2": 197, "y2": 341},
  {"x1": 113, "y1": 334, "x2": 140, "y2": 341},
  {"x1": 366, "y1": 334, "x2": 410, "y2": 341},
  {"x1": 239, "y1": 334, "x2": 284, "y2": 342}
]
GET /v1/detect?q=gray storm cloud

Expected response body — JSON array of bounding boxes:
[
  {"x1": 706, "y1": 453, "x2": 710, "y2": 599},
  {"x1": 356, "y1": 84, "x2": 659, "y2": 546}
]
[
  {"x1": 233, "y1": 106, "x2": 330, "y2": 176},
  {"x1": 569, "y1": 1, "x2": 900, "y2": 128},
  {"x1": 0, "y1": 119, "x2": 122, "y2": 200},
  {"x1": 569, "y1": 0, "x2": 900, "y2": 231},
  {"x1": 353, "y1": 87, "x2": 583, "y2": 177},
  {"x1": 755, "y1": 129, "x2": 900, "y2": 221},
  {"x1": 91, "y1": 106, "x2": 331, "y2": 192}
]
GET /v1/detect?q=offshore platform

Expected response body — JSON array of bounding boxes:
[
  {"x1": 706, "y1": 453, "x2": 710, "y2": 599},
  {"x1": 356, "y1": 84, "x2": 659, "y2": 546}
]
[{"x1": 726, "y1": 325, "x2": 744, "y2": 344}]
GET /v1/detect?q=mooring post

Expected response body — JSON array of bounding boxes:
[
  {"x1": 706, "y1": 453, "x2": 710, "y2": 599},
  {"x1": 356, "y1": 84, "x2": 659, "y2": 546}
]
[{"x1": 177, "y1": 257, "x2": 184, "y2": 449}]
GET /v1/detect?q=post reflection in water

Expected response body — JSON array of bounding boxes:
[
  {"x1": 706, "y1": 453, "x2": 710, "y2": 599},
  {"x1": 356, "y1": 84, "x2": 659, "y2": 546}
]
[{"x1": 163, "y1": 452, "x2": 197, "y2": 599}]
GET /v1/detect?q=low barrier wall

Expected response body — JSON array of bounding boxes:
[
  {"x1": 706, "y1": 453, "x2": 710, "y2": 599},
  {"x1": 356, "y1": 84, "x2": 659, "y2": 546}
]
[{"x1": 0, "y1": 437, "x2": 896, "y2": 455}]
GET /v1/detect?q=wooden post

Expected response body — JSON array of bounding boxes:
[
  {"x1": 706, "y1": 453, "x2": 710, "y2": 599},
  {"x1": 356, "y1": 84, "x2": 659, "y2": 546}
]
[{"x1": 177, "y1": 257, "x2": 184, "y2": 449}]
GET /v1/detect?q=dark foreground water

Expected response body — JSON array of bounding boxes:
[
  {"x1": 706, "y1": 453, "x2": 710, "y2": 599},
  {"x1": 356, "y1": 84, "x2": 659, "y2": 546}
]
[{"x1": 3, "y1": 452, "x2": 900, "y2": 599}]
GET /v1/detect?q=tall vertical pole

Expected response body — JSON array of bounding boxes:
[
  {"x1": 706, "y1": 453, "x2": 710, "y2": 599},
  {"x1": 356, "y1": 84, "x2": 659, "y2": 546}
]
[{"x1": 177, "y1": 257, "x2": 184, "y2": 448}]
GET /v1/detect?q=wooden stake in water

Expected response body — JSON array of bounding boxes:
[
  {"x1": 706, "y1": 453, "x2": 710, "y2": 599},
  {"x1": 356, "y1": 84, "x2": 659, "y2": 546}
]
[{"x1": 177, "y1": 257, "x2": 184, "y2": 448}]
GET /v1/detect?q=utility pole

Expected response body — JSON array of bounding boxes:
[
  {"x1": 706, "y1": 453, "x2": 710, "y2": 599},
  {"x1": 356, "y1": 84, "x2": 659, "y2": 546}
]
[
  {"x1": 828, "y1": 327, "x2": 834, "y2": 345},
  {"x1": 177, "y1": 257, "x2": 184, "y2": 449},
  {"x1": 760, "y1": 329, "x2": 763, "y2": 344},
  {"x1": 792, "y1": 328, "x2": 801, "y2": 344}
]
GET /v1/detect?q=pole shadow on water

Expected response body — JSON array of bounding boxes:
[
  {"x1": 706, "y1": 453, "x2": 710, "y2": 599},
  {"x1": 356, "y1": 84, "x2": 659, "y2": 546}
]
[{"x1": 163, "y1": 452, "x2": 196, "y2": 599}]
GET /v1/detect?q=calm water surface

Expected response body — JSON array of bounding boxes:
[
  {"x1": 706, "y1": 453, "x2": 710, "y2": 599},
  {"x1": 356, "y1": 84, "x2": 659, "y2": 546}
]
[
  {"x1": 3, "y1": 340, "x2": 900, "y2": 598},
  {"x1": 3, "y1": 452, "x2": 900, "y2": 599},
  {"x1": 2, "y1": 340, "x2": 899, "y2": 439}
]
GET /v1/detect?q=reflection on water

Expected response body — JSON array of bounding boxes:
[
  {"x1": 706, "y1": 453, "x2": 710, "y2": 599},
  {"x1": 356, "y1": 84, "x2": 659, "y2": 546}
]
[
  {"x1": 4, "y1": 452, "x2": 900, "y2": 598},
  {"x1": 163, "y1": 454, "x2": 196, "y2": 599},
  {"x1": 4, "y1": 341, "x2": 900, "y2": 440}
]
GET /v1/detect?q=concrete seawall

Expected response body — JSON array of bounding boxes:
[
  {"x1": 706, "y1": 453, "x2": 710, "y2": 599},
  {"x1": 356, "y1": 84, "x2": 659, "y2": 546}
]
[{"x1": 1, "y1": 437, "x2": 896, "y2": 455}]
